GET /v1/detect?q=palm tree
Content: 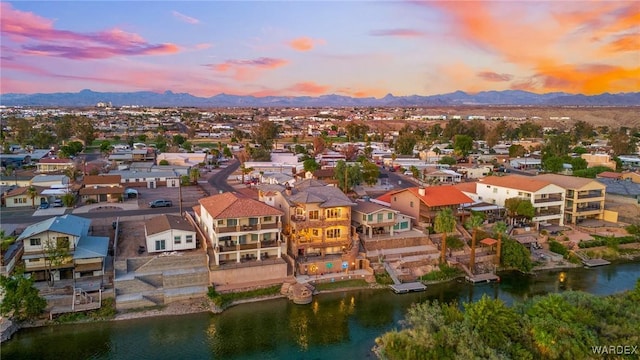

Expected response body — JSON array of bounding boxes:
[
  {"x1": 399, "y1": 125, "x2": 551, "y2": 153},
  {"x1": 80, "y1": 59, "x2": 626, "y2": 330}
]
[
  {"x1": 464, "y1": 213, "x2": 484, "y2": 274},
  {"x1": 391, "y1": 152, "x2": 397, "y2": 170},
  {"x1": 27, "y1": 186, "x2": 38, "y2": 209},
  {"x1": 434, "y1": 208, "x2": 456, "y2": 264},
  {"x1": 63, "y1": 166, "x2": 81, "y2": 184},
  {"x1": 240, "y1": 164, "x2": 254, "y2": 184},
  {"x1": 189, "y1": 167, "x2": 201, "y2": 184},
  {"x1": 492, "y1": 221, "x2": 508, "y2": 266}
]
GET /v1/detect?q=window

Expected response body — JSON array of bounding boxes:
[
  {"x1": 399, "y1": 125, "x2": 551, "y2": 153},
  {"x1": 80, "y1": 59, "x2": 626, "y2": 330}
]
[
  {"x1": 186, "y1": 235, "x2": 193, "y2": 243},
  {"x1": 249, "y1": 217, "x2": 259, "y2": 225},
  {"x1": 56, "y1": 237, "x2": 70, "y2": 248},
  {"x1": 263, "y1": 216, "x2": 272, "y2": 222},
  {"x1": 30, "y1": 238, "x2": 41, "y2": 246},
  {"x1": 174, "y1": 236, "x2": 181, "y2": 244},
  {"x1": 326, "y1": 208, "x2": 342, "y2": 219},
  {"x1": 377, "y1": 213, "x2": 383, "y2": 222},
  {"x1": 251, "y1": 234, "x2": 258, "y2": 241},
  {"x1": 155, "y1": 240, "x2": 166, "y2": 251},
  {"x1": 410, "y1": 201, "x2": 414, "y2": 208},
  {"x1": 362, "y1": 214, "x2": 366, "y2": 221},
  {"x1": 388, "y1": 212, "x2": 393, "y2": 220},
  {"x1": 217, "y1": 220, "x2": 224, "y2": 225},
  {"x1": 263, "y1": 233, "x2": 272, "y2": 241},
  {"x1": 309, "y1": 210, "x2": 319, "y2": 220},
  {"x1": 367, "y1": 214, "x2": 373, "y2": 221},
  {"x1": 493, "y1": 188, "x2": 498, "y2": 193},
  {"x1": 326, "y1": 228, "x2": 341, "y2": 239},
  {"x1": 238, "y1": 235, "x2": 247, "y2": 244},
  {"x1": 227, "y1": 219, "x2": 238, "y2": 226},
  {"x1": 312, "y1": 229, "x2": 319, "y2": 236},
  {"x1": 393, "y1": 197, "x2": 397, "y2": 202}
]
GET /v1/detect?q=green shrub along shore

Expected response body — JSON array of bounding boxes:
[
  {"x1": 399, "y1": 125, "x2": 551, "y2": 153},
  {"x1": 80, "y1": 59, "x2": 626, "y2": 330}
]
[{"x1": 374, "y1": 279, "x2": 640, "y2": 360}]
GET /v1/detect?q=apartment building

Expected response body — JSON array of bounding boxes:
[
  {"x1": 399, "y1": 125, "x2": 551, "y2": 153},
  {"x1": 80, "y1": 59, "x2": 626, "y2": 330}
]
[
  {"x1": 477, "y1": 175, "x2": 565, "y2": 227},
  {"x1": 536, "y1": 174, "x2": 606, "y2": 225}
]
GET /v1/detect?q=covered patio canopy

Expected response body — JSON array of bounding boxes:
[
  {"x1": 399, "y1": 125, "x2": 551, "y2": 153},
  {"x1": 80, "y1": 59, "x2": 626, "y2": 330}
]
[{"x1": 480, "y1": 238, "x2": 498, "y2": 246}]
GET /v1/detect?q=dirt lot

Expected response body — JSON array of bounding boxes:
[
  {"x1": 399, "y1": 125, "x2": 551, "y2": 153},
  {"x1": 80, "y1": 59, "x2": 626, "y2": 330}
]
[{"x1": 132, "y1": 184, "x2": 209, "y2": 211}]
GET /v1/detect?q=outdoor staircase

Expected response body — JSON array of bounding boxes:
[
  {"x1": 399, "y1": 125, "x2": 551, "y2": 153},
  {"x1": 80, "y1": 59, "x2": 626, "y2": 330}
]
[{"x1": 115, "y1": 253, "x2": 209, "y2": 310}]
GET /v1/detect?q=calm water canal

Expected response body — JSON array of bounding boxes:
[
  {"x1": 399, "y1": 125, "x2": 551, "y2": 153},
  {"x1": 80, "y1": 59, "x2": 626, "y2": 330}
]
[{"x1": 3, "y1": 262, "x2": 639, "y2": 360}]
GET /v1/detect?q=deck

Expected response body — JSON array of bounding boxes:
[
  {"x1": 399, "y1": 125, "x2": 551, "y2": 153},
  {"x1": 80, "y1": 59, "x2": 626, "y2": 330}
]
[
  {"x1": 583, "y1": 258, "x2": 611, "y2": 267},
  {"x1": 465, "y1": 273, "x2": 500, "y2": 283},
  {"x1": 389, "y1": 282, "x2": 427, "y2": 294}
]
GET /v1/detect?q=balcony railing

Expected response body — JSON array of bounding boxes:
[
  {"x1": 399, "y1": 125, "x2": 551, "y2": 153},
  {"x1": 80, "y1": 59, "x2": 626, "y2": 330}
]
[
  {"x1": 577, "y1": 192, "x2": 604, "y2": 199},
  {"x1": 216, "y1": 222, "x2": 280, "y2": 233},
  {"x1": 534, "y1": 195, "x2": 563, "y2": 204},
  {"x1": 535, "y1": 210, "x2": 562, "y2": 217},
  {"x1": 576, "y1": 206, "x2": 601, "y2": 213}
]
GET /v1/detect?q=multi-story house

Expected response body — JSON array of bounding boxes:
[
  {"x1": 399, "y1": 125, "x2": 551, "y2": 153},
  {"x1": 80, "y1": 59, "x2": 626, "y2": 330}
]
[
  {"x1": 258, "y1": 179, "x2": 360, "y2": 276},
  {"x1": 377, "y1": 186, "x2": 473, "y2": 227},
  {"x1": 145, "y1": 214, "x2": 197, "y2": 253},
  {"x1": 36, "y1": 158, "x2": 75, "y2": 173},
  {"x1": 16, "y1": 214, "x2": 108, "y2": 282},
  {"x1": 194, "y1": 192, "x2": 284, "y2": 266},
  {"x1": 79, "y1": 175, "x2": 124, "y2": 203},
  {"x1": 352, "y1": 199, "x2": 408, "y2": 238},
  {"x1": 477, "y1": 175, "x2": 565, "y2": 227},
  {"x1": 536, "y1": 174, "x2": 606, "y2": 225}
]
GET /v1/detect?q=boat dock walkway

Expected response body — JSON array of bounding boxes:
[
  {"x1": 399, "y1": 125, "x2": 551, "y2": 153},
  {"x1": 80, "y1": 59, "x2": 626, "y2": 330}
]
[
  {"x1": 465, "y1": 272, "x2": 500, "y2": 283},
  {"x1": 582, "y1": 258, "x2": 611, "y2": 267},
  {"x1": 390, "y1": 282, "x2": 427, "y2": 294}
]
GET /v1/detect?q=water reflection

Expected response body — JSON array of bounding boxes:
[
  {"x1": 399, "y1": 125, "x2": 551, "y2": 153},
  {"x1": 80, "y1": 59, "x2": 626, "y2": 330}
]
[{"x1": 2, "y1": 263, "x2": 638, "y2": 360}]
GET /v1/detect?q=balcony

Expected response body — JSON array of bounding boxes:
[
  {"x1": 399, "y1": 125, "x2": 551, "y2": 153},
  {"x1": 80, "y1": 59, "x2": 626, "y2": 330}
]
[
  {"x1": 534, "y1": 195, "x2": 563, "y2": 204},
  {"x1": 216, "y1": 222, "x2": 280, "y2": 233},
  {"x1": 577, "y1": 191, "x2": 604, "y2": 199},
  {"x1": 576, "y1": 206, "x2": 601, "y2": 213},
  {"x1": 535, "y1": 209, "x2": 562, "y2": 217}
]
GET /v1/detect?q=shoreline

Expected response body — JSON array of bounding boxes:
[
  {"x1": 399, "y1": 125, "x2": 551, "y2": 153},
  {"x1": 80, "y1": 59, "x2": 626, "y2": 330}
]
[{"x1": 3, "y1": 257, "x2": 639, "y2": 341}]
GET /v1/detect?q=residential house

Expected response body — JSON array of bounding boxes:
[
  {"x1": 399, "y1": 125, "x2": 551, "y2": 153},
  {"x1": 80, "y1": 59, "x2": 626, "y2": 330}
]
[
  {"x1": 477, "y1": 175, "x2": 565, "y2": 227},
  {"x1": 110, "y1": 170, "x2": 180, "y2": 188},
  {"x1": 274, "y1": 179, "x2": 357, "y2": 261},
  {"x1": 621, "y1": 171, "x2": 640, "y2": 184},
  {"x1": 16, "y1": 215, "x2": 108, "y2": 282},
  {"x1": 145, "y1": 214, "x2": 197, "y2": 253},
  {"x1": 36, "y1": 158, "x2": 75, "y2": 173},
  {"x1": 156, "y1": 153, "x2": 207, "y2": 167},
  {"x1": 536, "y1": 174, "x2": 606, "y2": 225},
  {"x1": 194, "y1": 192, "x2": 284, "y2": 266},
  {"x1": 79, "y1": 175, "x2": 124, "y2": 203},
  {"x1": 31, "y1": 174, "x2": 70, "y2": 188},
  {"x1": 352, "y1": 199, "x2": 409, "y2": 238},
  {"x1": 3, "y1": 186, "x2": 47, "y2": 208},
  {"x1": 581, "y1": 153, "x2": 617, "y2": 169},
  {"x1": 377, "y1": 186, "x2": 473, "y2": 227},
  {"x1": 422, "y1": 169, "x2": 463, "y2": 184},
  {"x1": 597, "y1": 178, "x2": 640, "y2": 205},
  {"x1": 0, "y1": 174, "x2": 32, "y2": 187}
]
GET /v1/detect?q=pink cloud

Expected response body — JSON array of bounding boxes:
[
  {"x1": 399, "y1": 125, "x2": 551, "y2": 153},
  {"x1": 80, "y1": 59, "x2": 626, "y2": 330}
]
[
  {"x1": 477, "y1": 71, "x2": 513, "y2": 82},
  {"x1": 211, "y1": 57, "x2": 289, "y2": 81},
  {"x1": 172, "y1": 11, "x2": 200, "y2": 25},
  {"x1": 286, "y1": 82, "x2": 330, "y2": 95},
  {"x1": 0, "y1": 3, "x2": 180, "y2": 59},
  {"x1": 369, "y1": 29, "x2": 424, "y2": 37},
  {"x1": 288, "y1": 37, "x2": 325, "y2": 51}
]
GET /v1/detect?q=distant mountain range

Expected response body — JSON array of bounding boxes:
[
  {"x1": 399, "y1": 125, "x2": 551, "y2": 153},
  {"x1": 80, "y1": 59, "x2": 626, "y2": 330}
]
[{"x1": 1, "y1": 89, "x2": 639, "y2": 107}]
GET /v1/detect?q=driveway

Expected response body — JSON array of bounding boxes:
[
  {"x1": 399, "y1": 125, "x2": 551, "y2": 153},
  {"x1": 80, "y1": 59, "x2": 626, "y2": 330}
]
[{"x1": 73, "y1": 202, "x2": 140, "y2": 214}]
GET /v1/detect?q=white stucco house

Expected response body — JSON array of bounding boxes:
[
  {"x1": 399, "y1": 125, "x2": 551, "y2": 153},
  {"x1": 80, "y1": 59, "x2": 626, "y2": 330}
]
[{"x1": 144, "y1": 214, "x2": 197, "y2": 253}]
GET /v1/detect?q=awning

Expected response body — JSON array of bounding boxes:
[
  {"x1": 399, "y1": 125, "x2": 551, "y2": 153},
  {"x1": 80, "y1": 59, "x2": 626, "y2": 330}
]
[
  {"x1": 480, "y1": 238, "x2": 498, "y2": 246},
  {"x1": 74, "y1": 262, "x2": 103, "y2": 272}
]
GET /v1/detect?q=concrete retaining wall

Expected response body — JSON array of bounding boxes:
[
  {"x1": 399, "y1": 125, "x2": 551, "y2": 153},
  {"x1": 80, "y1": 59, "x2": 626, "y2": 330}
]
[
  {"x1": 363, "y1": 236, "x2": 431, "y2": 251},
  {"x1": 211, "y1": 262, "x2": 287, "y2": 288}
]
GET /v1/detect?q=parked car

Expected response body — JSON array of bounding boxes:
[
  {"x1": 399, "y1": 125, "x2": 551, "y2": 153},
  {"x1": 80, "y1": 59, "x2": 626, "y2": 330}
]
[
  {"x1": 53, "y1": 199, "x2": 63, "y2": 207},
  {"x1": 149, "y1": 199, "x2": 173, "y2": 208},
  {"x1": 39, "y1": 202, "x2": 50, "y2": 209}
]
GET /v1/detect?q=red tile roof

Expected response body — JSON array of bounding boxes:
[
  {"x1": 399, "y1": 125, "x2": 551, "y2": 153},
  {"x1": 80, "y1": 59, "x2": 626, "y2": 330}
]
[
  {"x1": 406, "y1": 186, "x2": 474, "y2": 207},
  {"x1": 479, "y1": 175, "x2": 551, "y2": 192},
  {"x1": 199, "y1": 192, "x2": 283, "y2": 219},
  {"x1": 39, "y1": 158, "x2": 73, "y2": 164},
  {"x1": 596, "y1": 171, "x2": 622, "y2": 179},
  {"x1": 453, "y1": 182, "x2": 477, "y2": 194},
  {"x1": 83, "y1": 175, "x2": 121, "y2": 185},
  {"x1": 374, "y1": 190, "x2": 395, "y2": 204}
]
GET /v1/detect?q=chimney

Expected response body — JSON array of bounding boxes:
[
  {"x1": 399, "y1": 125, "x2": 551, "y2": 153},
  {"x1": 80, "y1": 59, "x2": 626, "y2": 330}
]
[
  {"x1": 285, "y1": 183, "x2": 292, "y2": 196},
  {"x1": 418, "y1": 187, "x2": 426, "y2": 196}
]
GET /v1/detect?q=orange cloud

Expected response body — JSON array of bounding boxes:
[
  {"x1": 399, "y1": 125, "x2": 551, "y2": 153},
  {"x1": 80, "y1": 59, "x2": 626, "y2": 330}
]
[
  {"x1": 477, "y1": 71, "x2": 513, "y2": 82},
  {"x1": 288, "y1": 37, "x2": 325, "y2": 51},
  {"x1": 211, "y1": 57, "x2": 289, "y2": 81},
  {"x1": 287, "y1": 82, "x2": 329, "y2": 95}
]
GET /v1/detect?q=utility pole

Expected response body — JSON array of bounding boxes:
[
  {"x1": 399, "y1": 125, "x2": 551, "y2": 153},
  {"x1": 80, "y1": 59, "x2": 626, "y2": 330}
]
[{"x1": 179, "y1": 178, "x2": 183, "y2": 216}]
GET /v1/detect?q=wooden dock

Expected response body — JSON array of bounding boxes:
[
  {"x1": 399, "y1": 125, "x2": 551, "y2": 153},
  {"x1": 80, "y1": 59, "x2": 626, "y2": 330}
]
[
  {"x1": 465, "y1": 273, "x2": 500, "y2": 284},
  {"x1": 390, "y1": 282, "x2": 427, "y2": 294},
  {"x1": 582, "y1": 258, "x2": 611, "y2": 267}
]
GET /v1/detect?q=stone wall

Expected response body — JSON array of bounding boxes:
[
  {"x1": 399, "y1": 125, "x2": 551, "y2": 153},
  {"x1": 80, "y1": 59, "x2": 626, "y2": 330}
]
[{"x1": 210, "y1": 262, "x2": 287, "y2": 290}]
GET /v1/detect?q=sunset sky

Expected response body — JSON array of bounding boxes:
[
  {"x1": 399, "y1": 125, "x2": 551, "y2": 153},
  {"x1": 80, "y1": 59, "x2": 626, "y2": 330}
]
[{"x1": 1, "y1": 1, "x2": 638, "y2": 98}]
